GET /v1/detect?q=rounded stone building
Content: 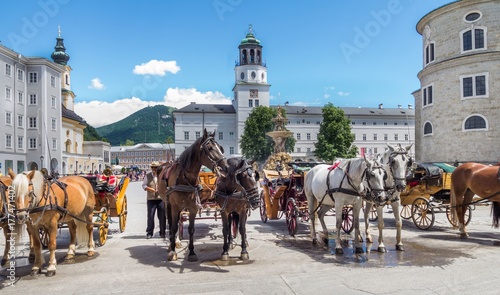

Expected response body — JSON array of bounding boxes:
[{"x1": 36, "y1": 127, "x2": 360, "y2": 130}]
[{"x1": 413, "y1": 0, "x2": 500, "y2": 163}]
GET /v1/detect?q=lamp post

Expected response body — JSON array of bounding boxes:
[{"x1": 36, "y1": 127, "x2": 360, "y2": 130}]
[
  {"x1": 40, "y1": 155, "x2": 44, "y2": 169},
  {"x1": 75, "y1": 160, "x2": 78, "y2": 174},
  {"x1": 88, "y1": 154, "x2": 91, "y2": 173}
]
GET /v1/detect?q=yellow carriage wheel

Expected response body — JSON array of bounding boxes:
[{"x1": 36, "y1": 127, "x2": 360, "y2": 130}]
[
  {"x1": 411, "y1": 197, "x2": 435, "y2": 230},
  {"x1": 119, "y1": 195, "x2": 128, "y2": 233},
  {"x1": 97, "y1": 209, "x2": 109, "y2": 246},
  {"x1": 400, "y1": 205, "x2": 412, "y2": 219},
  {"x1": 446, "y1": 205, "x2": 472, "y2": 227}
]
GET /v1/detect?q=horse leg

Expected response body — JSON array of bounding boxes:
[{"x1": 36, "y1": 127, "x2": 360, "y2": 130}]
[
  {"x1": 220, "y1": 212, "x2": 230, "y2": 261},
  {"x1": 46, "y1": 219, "x2": 59, "y2": 277},
  {"x1": 86, "y1": 214, "x2": 96, "y2": 257},
  {"x1": 167, "y1": 208, "x2": 179, "y2": 261},
  {"x1": 239, "y1": 213, "x2": 249, "y2": 261},
  {"x1": 376, "y1": 205, "x2": 386, "y2": 253},
  {"x1": 364, "y1": 202, "x2": 373, "y2": 243},
  {"x1": 459, "y1": 190, "x2": 475, "y2": 238},
  {"x1": 29, "y1": 228, "x2": 36, "y2": 263},
  {"x1": 1, "y1": 224, "x2": 10, "y2": 267},
  {"x1": 318, "y1": 206, "x2": 330, "y2": 245},
  {"x1": 307, "y1": 194, "x2": 318, "y2": 245},
  {"x1": 353, "y1": 203, "x2": 364, "y2": 254},
  {"x1": 65, "y1": 221, "x2": 77, "y2": 260},
  {"x1": 25, "y1": 223, "x2": 43, "y2": 275},
  {"x1": 187, "y1": 211, "x2": 198, "y2": 262},
  {"x1": 392, "y1": 199, "x2": 404, "y2": 251}
]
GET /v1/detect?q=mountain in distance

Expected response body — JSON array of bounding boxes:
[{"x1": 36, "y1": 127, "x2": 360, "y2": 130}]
[{"x1": 95, "y1": 105, "x2": 176, "y2": 146}]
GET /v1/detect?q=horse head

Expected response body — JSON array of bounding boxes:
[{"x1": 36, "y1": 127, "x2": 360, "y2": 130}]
[
  {"x1": 199, "y1": 129, "x2": 228, "y2": 174},
  {"x1": 218, "y1": 157, "x2": 260, "y2": 210},
  {"x1": 384, "y1": 143, "x2": 413, "y2": 192},
  {"x1": 12, "y1": 170, "x2": 46, "y2": 223},
  {"x1": 363, "y1": 158, "x2": 387, "y2": 205}
]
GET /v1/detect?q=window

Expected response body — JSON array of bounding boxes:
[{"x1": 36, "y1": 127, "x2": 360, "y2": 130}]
[
  {"x1": 18, "y1": 115, "x2": 23, "y2": 127},
  {"x1": 51, "y1": 76, "x2": 56, "y2": 87},
  {"x1": 5, "y1": 64, "x2": 11, "y2": 76},
  {"x1": 373, "y1": 122, "x2": 377, "y2": 125},
  {"x1": 297, "y1": 148, "x2": 301, "y2": 153},
  {"x1": 229, "y1": 132, "x2": 235, "y2": 140},
  {"x1": 29, "y1": 138, "x2": 37, "y2": 149},
  {"x1": 461, "y1": 73, "x2": 488, "y2": 98},
  {"x1": 373, "y1": 134, "x2": 377, "y2": 141},
  {"x1": 307, "y1": 147, "x2": 311, "y2": 153},
  {"x1": 29, "y1": 117, "x2": 37, "y2": 128},
  {"x1": 296, "y1": 133, "x2": 301, "y2": 140},
  {"x1": 29, "y1": 94, "x2": 37, "y2": 105},
  {"x1": 18, "y1": 69, "x2": 24, "y2": 82},
  {"x1": 384, "y1": 134, "x2": 388, "y2": 141},
  {"x1": 394, "y1": 122, "x2": 398, "y2": 125},
  {"x1": 5, "y1": 87, "x2": 11, "y2": 100},
  {"x1": 5, "y1": 112, "x2": 12, "y2": 125},
  {"x1": 306, "y1": 133, "x2": 311, "y2": 140},
  {"x1": 461, "y1": 27, "x2": 486, "y2": 52},
  {"x1": 362, "y1": 122, "x2": 366, "y2": 125},
  {"x1": 18, "y1": 92, "x2": 24, "y2": 104},
  {"x1": 362, "y1": 134, "x2": 366, "y2": 141},
  {"x1": 351, "y1": 122, "x2": 355, "y2": 125},
  {"x1": 248, "y1": 99, "x2": 253, "y2": 107},
  {"x1": 464, "y1": 115, "x2": 487, "y2": 131},
  {"x1": 255, "y1": 99, "x2": 259, "y2": 107},
  {"x1": 29, "y1": 72, "x2": 38, "y2": 83},
  {"x1": 17, "y1": 136, "x2": 23, "y2": 149},
  {"x1": 218, "y1": 132, "x2": 223, "y2": 140},
  {"x1": 464, "y1": 11, "x2": 482, "y2": 23},
  {"x1": 51, "y1": 138, "x2": 57, "y2": 150},
  {"x1": 51, "y1": 118, "x2": 57, "y2": 130},
  {"x1": 405, "y1": 134, "x2": 409, "y2": 141},
  {"x1": 423, "y1": 122, "x2": 433, "y2": 135},
  {"x1": 423, "y1": 84, "x2": 433, "y2": 106},
  {"x1": 394, "y1": 134, "x2": 399, "y2": 141},
  {"x1": 425, "y1": 42, "x2": 435, "y2": 65},
  {"x1": 184, "y1": 131, "x2": 189, "y2": 140},
  {"x1": 6, "y1": 135, "x2": 12, "y2": 148},
  {"x1": 51, "y1": 96, "x2": 56, "y2": 107},
  {"x1": 306, "y1": 121, "x2": 310, "y2": 124},
  {"x1": 195, "y1": 131, "x2": 200, "y2": 139},
  {"x1": 229, "y1": 147, "x2": 234, "y2": 155},
  {"x1": 384, "y1": 122, "x2": 387, "y2": 125},
  {"x1": 374, "y1": 148, "x2": 378, "y2": 154}
]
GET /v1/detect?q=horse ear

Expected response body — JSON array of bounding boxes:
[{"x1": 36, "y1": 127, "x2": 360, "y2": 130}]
[
  {"x1": 8, "y1": 167, "x2": 16, "y2": 179},
  {"x1": 203, "y1": 128, "x2": 208, "y2": 138},
  {"x1": 386, "y1": 143, "x2": 395, "y2": 152},
  {"x1": 27, "y1": 169, "x2": 36, "y2": 180},
  {"x1": 405, "y1": 143, "x2": 414, "y2": 151}
]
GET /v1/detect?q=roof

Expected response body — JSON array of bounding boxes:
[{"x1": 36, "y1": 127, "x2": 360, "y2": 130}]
[
  {"x1": 173, "y1": 103, "x2": 236, "y2": 114},
  {"x1": 111, "y1": 143, "x2": 175, "y2": 152},
  {"x1": 62, "y1": 104, "x2": 86, "y2": 124}
]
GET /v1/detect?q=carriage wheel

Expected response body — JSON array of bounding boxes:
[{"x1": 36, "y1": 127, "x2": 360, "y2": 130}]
[
  {"x1": 259, "y1": 191, "x2": 268, "y2": 223},
  {"x1": 39, "y1": 228, "x2": 49, "y2": 249},
  {"x1": 285, "y1": 198, "x2": 298, "y2": 236},
  {"x1": 119, "y1": 195, "x2": 128, "y2": 233},
  {"x1": 411, "y1": 198, "x2": 435, "y2": 230},
  {"x1": 400, "y1": 205, "x2": 412, "y2": 219},
  {"x1": 368, "y1": 204, "x2": 378, "y2": 222},
  {"x1": 446, "y1": 205, "x2": 472, "y2": 227},
  {"x1": 97, "y1": 209, "x2": 109, "y2": 246},
  {"x1": 341, "y1": 206, "x2": 354, "y2": 234}
]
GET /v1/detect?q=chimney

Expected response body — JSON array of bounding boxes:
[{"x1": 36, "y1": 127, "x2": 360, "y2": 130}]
[
  {"x1": 398, "y1": 104, "x2": 402, "y2": 109},
  {"x1": 408, "y1": 104, "x2": 413, "y2": 109},
  {"x1": 379, "y1": 103, "x2": 383, "y2": 109}
]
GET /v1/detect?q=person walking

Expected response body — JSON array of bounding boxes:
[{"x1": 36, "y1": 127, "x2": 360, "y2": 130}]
[{"x1": 142, "y1": 161, "x2": 166, "y2": 239}]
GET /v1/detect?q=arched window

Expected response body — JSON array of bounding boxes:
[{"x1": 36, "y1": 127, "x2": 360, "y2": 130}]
[
  {"x1": 257, "y1": 50, "x2": 261, "y2": 64},
  {"x1": 461, "y1": 26, "x2": 486, "y2": 52},
  {"x1": 241, "y1": 50, "x2": 247, "y2": 64},
  {"x1": 65, "y1": 139, "x2": 71, "y2": 153},
  {"x1": 250, "y1": 49, "x2": 255, "y2": 63},
  {"x1": 423, "y1": 122, "x2": 433, "y2": 135},
  {"x1": 65, "y1": 74, "x2": 70, "y2": 85},
  {"x1": 464, "y1": 115, "x2": 487, "y2": 130}
]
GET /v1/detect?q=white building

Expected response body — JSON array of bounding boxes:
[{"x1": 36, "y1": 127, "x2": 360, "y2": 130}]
[
  {"x1": 110, "y1": 143, "x2": 175, "y2": 171},
  {"x1": 413, "y1": 0, "x2": 500, "y2": 163},
  {"x1": 174, "y1": 26, "x2": 415, "y2": 161}
]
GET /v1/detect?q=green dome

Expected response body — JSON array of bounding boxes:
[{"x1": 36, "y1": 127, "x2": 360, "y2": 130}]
[
  {"x1": 51, "y1": 34, "x2": 70, "y2": 66},
  {"x1": 240, "y1": 25, "x2": 261, "y2": 46}
]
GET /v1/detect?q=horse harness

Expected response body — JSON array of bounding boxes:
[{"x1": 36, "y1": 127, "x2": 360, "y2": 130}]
[
  {"x1": 214, "y1": 161, "x2": 259, "y2": 212},
  {"x1": 382, "y1": 148, "x2": 411, "y2": 203},
  {"x1": 0, "y1": 180, "x2": 9, "y2": 223}
]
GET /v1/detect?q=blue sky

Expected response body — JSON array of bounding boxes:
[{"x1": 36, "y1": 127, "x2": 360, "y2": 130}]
[{"x1": 2, "y1": 0, "x2": 453, "y2": 127}]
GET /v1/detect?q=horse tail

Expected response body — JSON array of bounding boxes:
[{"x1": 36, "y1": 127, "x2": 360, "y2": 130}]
[
  {"x1": 14, "y1": 223, "x2": 26, "y2": 245},
  {"x1": 75, "y1": 220, "x2": 90, "y2": 246},
  {"x1": 491, "y1": 201, "x2": 500, "y2": 228},
  {"x1": 449, "y1": 183, "x2": 458, "y2": 228},
  {"x1": 304, "y1": 169, "x2": 318, "y2": 239}
]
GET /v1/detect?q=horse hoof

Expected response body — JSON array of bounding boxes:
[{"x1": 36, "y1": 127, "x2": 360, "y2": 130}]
[
  {"x1": 30, "y1": 268, "x2": 41, "y2": 276},
  {"x1": 46, "y1": 270, "x2": 56, "y2": 277},
  {"x1": 65, "y1": 254, "x2": 75, "y2": 261},
  {"x1": 221, "y1": 254, "x2": 229, "y2": 261},
  {"x1": 240, "y1": 253, "x2": 249, "y2": 261},
  {"x1": 1, "y1": 259, "x2": 7, "y2": 267},
  {"x1": 378, "y1": 246, "x2": 387, "y2": 253},
  {"x1": 87, "y1": 251, "x2": 95, "y2": 257},
  {"x1": 396, "y1": 245, "x2": 405, "y2": 251},
  {"x1": 167, "y1": 251, "x2": 177, "y2": 261},
  {"x1": 355, "y1": 247, "x2": 364, "y2": 254},
  {"x1": 187, "y1": 254, "x2": 198, "y2": 262},
  {"x1": 335, "y1": 248, "x2": 344, "y2": 255},
  {"x1": 312, "y1": 239, "x2": 318, "y2": 246},
  {"x1": 460, "y1": 233, "x2": 469, "y2": 239},
  {"x1": 175, "y1": 241, "x2": 183, "y2": 249}
]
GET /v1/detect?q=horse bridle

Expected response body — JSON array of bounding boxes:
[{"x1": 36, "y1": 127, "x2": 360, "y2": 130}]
[
  {"x1": 364, "y1": 163, "x2": 387, "y2": 204},
  {"x1": 200, "y1": 137, "x2": 226, "y2": 170},
  {"x1": 388, "y1": 149, "x2": 411, "y2": 182},
  {"x1": 215, "y1": 161, "x2": 259, "y2": 210}
]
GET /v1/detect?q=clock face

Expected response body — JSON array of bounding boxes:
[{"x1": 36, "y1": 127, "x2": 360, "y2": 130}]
[
  {"x1": 240, "y1": 72, "x2": 245, "y2": 80},
  {"x1": 251, "y1": 71, "x2": 256, "y2": 79},
  {"x1": 250, "y1": 89, "x2": 258, "y2": 98}
]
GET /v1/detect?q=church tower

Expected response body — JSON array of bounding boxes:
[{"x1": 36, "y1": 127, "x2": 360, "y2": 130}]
[
  {"x1": 51, "y1": 27, "x2": 75, "y2": 111},
  {"x1": 232, "y1": 25, "x2": 270, "y2": 153}
]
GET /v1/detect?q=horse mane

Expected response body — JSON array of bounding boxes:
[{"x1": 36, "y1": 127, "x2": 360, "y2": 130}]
[
  {"x1": 12, "y1": 172, "x2": 30, "y2": 203},
  {"x1": 177, "y1": 134, "x2": 206, "y2": 170},
  {"x1": 12, "y1": 170, "x2": 45, "y2": 204}
]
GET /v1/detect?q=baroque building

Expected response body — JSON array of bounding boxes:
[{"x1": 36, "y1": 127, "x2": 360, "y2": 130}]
[
  {"x1": 174, "y1": 26, "x2": 415, "y2": 161},
  {"x1": 413, "y1": 0, "x2": 500, "y2": 163}
]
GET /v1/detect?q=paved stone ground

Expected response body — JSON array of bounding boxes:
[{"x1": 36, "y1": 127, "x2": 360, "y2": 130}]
[{"x1": 1, "y1": 181, "x2": 500, "y2": 294}]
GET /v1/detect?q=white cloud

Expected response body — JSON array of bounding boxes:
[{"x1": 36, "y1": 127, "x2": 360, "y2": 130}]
[
  {"x1": 163, "y1": 87, "x2": 231, "y2": 109},
  {"x1": 74, "y1": 87, "x2": 231, "y2": 127},
  {"x1": 324, "y1": 94, "x2": 331, "y2": 99},
  {"x1": 133, "y1": 60, "x2": 180, "y2": 76},
  {"x1": 88, "y1": 78, "x2": 105, "y2": 90},
  {"x1": 338, "y1": 91, "x2": 350, "y2": 96}
]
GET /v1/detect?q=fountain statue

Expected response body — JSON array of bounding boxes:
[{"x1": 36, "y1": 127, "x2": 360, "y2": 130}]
[{"x1": 263, "y1": 106, "x2": 293, "y2": 170}]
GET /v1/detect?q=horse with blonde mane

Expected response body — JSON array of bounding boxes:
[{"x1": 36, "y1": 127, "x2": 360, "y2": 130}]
[
  {"x1": 450, "y1": 162, "x2": 500, "y2": 238},
  {"x1": 12, "y1": 170, "x2": 96, "y2": 276}
]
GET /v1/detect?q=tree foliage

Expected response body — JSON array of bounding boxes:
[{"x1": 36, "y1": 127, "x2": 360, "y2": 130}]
[
  {"x1": 314, "y1": 103, "x2": 357, "y2": 161},
  {"x1": 240, "y1": 106, "x2": 295, "y2": 162}
]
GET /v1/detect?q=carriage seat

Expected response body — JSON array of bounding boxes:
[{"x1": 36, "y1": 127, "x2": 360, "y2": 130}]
[{"x1": 96, "y1": 174, "x2": 118, "y2": 194}]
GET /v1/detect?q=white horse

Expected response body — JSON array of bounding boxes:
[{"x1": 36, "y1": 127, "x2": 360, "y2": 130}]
[
  {"x1": 364, "y1": 143, "x2": 413, "y2": 252},
  {"x1": 305, "y1": 157, "x2": 387, "y2": 255}
]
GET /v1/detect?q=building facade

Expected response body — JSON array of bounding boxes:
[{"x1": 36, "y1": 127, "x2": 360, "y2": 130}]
[
  {"x1": 413, "y1": 0, "x2": 500, "y2": 163},
  {"x1": 174, "y1": 27, "x2": 415, "y2": 161},
  {"x1": 110, "y1": 143, "x2": 175, "y2": 171}
]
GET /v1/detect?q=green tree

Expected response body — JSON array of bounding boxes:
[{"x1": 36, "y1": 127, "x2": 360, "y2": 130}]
[
  {"x1": 124, "y1": 139, "x2": 135, "y2": 146},
  {"x1": 314, "y1": 103, "x2": 357, "y2": 161},
  {"x1": 240, "y1": 106, "x2": 295, "y2": 162}
]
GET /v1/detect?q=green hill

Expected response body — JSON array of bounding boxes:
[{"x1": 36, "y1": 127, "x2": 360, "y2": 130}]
[{"x1": 95, "y1": 105, "x2": 176, "y2": 146}]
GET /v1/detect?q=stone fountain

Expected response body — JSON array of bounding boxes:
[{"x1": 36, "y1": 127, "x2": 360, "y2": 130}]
[{"x1": 263, "y1": 106, "x2": 294, "y2": 170}]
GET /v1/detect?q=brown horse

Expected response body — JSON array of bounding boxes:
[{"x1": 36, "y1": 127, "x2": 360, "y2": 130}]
[
  {"x1": 12, "y1": 170, "x2": 96, "y2": 276},
  {"x1": 214, "y1": 157, "x2": 260, "y2": 261},
  {"x1": 163, "y1": 129, "x2": 227, "y2": 262},
  {"x1": 450, "y1": 162, "x2": 500, "y2": 238},
  {"x1": 0, "y1": 169, "x2": 16, "y2": 266}
]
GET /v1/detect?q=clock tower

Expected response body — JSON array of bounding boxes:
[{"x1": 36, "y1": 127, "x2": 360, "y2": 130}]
[{"x1": 232, "y1": 25, "x2": 270, "y2": 153}]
